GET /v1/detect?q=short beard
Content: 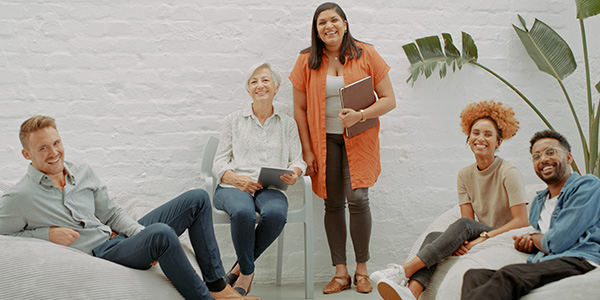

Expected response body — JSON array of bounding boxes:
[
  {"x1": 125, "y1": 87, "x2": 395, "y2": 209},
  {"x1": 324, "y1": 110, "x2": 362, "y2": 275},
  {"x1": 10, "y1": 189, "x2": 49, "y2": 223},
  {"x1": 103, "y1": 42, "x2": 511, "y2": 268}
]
[{"x1": 538, "y1": 164, "x2": 566, "y2": 185}]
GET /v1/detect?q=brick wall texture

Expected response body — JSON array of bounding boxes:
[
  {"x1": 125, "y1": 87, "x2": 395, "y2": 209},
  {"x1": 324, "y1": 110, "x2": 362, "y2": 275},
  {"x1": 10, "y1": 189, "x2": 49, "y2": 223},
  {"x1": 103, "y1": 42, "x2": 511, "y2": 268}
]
[{"x1": 1, "y1": 0, "x2": 599, "y2": 284}]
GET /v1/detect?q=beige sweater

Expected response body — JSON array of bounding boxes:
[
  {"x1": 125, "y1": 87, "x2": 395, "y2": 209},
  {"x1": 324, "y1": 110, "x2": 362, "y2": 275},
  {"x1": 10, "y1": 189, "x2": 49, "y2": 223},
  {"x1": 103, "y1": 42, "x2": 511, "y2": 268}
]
[{"x1": 457, "y1": 157, "x2": 527, "y2": 228}]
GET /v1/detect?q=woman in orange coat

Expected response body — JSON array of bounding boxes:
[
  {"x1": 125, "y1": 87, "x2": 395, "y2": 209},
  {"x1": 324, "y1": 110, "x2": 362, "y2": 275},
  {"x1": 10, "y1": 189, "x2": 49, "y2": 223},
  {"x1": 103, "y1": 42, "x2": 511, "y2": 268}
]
[{"x1": 289, "y1": 2, "x2": 396, "y2": 294}]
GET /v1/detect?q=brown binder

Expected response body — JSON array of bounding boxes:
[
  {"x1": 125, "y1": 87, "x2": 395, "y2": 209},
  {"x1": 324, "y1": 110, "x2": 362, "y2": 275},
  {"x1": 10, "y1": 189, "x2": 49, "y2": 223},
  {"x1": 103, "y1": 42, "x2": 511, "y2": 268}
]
[{"x1": 339, "y1": 76, "x2": 378, "y2": 137}]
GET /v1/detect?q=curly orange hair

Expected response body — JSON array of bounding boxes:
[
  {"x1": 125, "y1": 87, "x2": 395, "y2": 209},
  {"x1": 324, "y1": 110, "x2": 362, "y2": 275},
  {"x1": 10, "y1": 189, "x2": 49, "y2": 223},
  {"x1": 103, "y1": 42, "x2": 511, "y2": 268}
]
[{"x1": 459, "y1": 100, "x2": 519, "y2": 140}]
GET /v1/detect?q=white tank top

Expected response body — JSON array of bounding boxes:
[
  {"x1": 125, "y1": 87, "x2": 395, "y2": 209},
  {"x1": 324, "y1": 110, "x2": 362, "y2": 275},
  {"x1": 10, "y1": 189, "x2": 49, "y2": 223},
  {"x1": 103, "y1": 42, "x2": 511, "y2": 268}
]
[{"x1": 325, "y1": 75, "x2": 345, "y2": 134}]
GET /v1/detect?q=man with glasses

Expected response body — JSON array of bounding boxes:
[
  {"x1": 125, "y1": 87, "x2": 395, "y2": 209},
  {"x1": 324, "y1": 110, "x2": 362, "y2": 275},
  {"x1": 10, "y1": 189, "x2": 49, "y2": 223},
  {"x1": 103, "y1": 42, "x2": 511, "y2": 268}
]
[{"x1": 461, "y1": 130, "x2": 600, "y2": 300}]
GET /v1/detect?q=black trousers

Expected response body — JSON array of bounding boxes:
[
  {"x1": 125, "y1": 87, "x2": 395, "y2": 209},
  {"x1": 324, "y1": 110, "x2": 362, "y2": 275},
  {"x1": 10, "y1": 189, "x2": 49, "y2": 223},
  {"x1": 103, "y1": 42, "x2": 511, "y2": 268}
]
[{"x1": 461, "y1": 256, "x2": 596, "y2": 300}]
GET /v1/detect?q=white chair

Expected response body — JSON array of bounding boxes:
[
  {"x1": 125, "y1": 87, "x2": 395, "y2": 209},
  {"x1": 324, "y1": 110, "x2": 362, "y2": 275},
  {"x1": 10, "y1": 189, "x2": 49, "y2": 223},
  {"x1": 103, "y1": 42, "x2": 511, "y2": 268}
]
[{"x1": 200, "y1": 136, "x2": 314, "y2": 299}]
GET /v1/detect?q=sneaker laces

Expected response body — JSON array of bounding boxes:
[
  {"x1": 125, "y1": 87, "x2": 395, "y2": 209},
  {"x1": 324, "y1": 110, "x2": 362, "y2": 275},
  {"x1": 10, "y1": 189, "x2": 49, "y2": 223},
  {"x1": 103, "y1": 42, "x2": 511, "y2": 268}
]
[
  {"x1": 380, "y1": 263, "x2": 402, "y2": 276},
  {"x1": 382, "y1": 263, "x2": 408, "y2": 283}
]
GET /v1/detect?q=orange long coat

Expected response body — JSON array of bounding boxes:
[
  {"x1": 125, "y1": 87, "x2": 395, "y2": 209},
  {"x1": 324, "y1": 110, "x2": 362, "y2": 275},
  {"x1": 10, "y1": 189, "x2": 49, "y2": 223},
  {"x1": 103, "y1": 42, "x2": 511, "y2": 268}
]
[{"x1": 289, "y1": 42, "x2": 390, "y2": 198}]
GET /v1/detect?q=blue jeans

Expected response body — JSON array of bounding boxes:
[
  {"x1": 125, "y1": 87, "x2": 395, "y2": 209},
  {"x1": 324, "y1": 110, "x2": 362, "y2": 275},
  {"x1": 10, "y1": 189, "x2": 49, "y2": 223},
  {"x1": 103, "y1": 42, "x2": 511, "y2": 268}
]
[
  {"x1": 93, "y1": 189, "x2": 224, "y2": 300},
  {"x1": 412, "y1": 218, "x2": 493, "y2": 289},
  {"x1": 213, "y1": 186, "x2": 288, "y2": 275}
]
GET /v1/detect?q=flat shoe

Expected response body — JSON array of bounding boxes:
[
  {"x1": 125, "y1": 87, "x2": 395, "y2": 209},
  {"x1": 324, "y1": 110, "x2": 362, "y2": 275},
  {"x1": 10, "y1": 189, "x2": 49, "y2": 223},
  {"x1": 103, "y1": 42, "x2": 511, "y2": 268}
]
[
  {"x1": 210, "y1": 285, "x2": 253, "y2": 300},
  {"x1": 233, "y1": 272, "x2": 253, "y2": 297},
  {"x1": 354, "y1": 273, "x2": 373, "y2": 293},
  {"x1": 210, "y1": 284, "x2": 262, "y2": 299},
  {"x1": 225, "y1": 272, "x2": 239, "y2": 287},
  {"x1": 234, "y1": 286, "x2": 247, "y2": 296},
  {"x1": 323, "y1": 275, "x2": 351, "y2": 294},
  {"x1": 224, "y1": 261, "x2": 240, "y2": 286}
]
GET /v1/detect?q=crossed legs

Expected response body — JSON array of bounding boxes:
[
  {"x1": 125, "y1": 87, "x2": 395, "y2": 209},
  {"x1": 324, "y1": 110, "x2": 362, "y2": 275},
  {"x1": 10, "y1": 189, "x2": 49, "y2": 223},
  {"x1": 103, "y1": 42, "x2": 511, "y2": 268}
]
[{"x1": 94, "y1": 189, "x2": 225, "y2": 300}]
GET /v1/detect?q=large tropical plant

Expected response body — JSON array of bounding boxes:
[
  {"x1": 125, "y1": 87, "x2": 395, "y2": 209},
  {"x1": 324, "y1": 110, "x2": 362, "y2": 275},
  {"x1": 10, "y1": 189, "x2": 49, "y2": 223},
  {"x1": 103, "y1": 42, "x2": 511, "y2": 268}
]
[{"x1": 403, "y1": 0, "x2": 600, "y2": 175}]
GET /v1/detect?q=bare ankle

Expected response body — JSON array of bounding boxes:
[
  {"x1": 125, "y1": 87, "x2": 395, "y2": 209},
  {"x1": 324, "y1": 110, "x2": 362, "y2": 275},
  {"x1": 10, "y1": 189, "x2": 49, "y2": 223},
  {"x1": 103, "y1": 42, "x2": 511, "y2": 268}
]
[{"x1": 408, "y1": 280, "x2": 424, "y2": 298}]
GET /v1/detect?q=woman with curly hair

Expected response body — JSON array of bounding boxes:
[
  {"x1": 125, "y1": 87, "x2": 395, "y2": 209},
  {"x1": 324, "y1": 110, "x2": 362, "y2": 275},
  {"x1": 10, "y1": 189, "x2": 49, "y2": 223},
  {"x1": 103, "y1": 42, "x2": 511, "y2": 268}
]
[{"x1": 373, "y1": 100, "x2": 529, "y2": 300}]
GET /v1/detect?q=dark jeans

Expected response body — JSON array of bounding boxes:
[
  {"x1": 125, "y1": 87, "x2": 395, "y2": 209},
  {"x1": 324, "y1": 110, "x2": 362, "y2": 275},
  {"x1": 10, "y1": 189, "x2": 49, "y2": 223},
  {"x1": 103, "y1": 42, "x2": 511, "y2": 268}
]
[
  {"x1": 412, "y1": 218, "x2": 492, "y2": 289},
  {"x1": 213, "y1": 186, "x2": 288, "y2": 275},
  {"x1": 93, "y1": 189, "x2": 224, "y2": 300},
  {"x1": 461, "y1": 256, "x2": 596, "y2": 300}
]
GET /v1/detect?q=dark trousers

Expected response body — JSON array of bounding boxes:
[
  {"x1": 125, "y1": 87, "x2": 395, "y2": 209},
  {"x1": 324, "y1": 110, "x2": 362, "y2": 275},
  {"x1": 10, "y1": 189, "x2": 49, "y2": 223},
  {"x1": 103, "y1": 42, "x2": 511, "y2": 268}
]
[
  {"x1": 324, "y1": 133, "x2": 371, "y2": 265},
  {"x1": 461, "y1": 256, "x2": 596, "y2": 300},
  {"x1": 413, "y1": 218, "x2": 492, "y2": 289},
  {"x1": 93, "y1": 189, "x2": 224, "y2": 300}
]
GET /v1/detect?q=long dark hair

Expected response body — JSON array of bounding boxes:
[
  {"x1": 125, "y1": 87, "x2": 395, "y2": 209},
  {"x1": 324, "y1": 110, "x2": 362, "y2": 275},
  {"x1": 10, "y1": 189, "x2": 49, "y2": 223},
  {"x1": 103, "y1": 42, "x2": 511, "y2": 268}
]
[{"x1": 302, "y1": 2, "x2": 363, "y2": 70}]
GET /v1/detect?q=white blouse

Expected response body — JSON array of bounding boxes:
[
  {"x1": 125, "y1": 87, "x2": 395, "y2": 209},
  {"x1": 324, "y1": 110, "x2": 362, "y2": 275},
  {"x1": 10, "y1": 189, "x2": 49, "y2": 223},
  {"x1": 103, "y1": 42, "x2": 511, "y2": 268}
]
[{"x1": 212, "y1": 104, "x2": 307, "y2": 189}]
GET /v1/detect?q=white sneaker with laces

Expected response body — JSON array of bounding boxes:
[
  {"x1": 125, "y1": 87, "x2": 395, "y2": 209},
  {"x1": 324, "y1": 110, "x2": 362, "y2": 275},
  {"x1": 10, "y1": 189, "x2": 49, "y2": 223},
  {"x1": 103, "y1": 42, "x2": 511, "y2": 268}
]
[
  {"x1": 377, "y1": 278, "x2": 417, "y2": 300},
  {"x1": 370, "y1": 263, "x2": 407, "y2": 284}
]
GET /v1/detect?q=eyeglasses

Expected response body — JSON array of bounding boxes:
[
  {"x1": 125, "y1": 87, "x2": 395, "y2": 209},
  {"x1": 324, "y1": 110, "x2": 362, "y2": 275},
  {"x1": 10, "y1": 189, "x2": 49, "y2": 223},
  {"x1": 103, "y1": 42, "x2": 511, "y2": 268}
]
[{"x1": 531, "y1": 147, "x2": 566, "y2": 162}]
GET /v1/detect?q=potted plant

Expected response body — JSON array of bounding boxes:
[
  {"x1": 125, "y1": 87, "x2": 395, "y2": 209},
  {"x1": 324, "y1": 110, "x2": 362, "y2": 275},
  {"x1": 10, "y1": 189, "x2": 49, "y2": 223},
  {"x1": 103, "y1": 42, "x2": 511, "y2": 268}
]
[{"x1": 403, "y1": 0, "x2": 600, "y2": 175}]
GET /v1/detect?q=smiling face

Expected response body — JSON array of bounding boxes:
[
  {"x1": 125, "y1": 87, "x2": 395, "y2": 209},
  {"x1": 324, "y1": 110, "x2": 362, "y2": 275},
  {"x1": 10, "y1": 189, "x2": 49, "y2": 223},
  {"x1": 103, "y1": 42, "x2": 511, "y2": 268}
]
[
  {"x1": 247, "y1": 66, "x2": 279, "y2": 103},
  {"x1": 316, "y1": 9, "x2": 347, "y2": 49},
  {"x1": 21, "y1": 126, "x2": 65, "y2": 178},
  {"x1": 468, "y1": 118, "x2": 502, "y2": 159},
  {"x1": 531, "y1": 138, "x2": 572, "y2": 185}
]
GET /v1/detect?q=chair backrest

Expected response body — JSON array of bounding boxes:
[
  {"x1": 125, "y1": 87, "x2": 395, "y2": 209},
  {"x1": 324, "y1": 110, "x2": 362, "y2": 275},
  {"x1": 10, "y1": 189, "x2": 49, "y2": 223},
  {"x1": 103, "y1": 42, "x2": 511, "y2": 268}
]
[{"x1": 200, "y1": 136, "x2": 220, "y2": 195}]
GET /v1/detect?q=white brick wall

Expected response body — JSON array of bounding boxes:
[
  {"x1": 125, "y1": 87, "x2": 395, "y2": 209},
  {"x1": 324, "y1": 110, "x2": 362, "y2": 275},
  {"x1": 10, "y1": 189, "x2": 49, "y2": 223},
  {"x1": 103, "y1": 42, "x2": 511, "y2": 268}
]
[{"x1": 1, "y1": 0, "x2": 598, "y2": 284}]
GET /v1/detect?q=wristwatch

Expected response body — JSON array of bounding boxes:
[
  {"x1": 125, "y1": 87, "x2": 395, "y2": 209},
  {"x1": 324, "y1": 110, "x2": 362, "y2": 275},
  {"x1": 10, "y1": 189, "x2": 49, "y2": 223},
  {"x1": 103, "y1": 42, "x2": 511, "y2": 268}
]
[{"x1": 480, "y1": 231, "x2": 491, "y2": 239}]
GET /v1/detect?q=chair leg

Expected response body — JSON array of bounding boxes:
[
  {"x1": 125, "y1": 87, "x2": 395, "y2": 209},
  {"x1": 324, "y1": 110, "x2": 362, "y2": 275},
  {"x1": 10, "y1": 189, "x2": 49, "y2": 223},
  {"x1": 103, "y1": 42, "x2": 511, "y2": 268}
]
[
  {"x1": 304, "y1": 216, "x2": 314, "y2": 298},
  {"x1": 276, "y1": 231, "x2": 284, "y2": 286}
]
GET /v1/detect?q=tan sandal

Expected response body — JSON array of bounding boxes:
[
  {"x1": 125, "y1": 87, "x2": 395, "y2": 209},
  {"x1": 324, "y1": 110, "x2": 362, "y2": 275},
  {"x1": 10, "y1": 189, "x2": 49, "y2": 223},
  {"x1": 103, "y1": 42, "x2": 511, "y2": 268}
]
[
  {"x1": 354, "y1": 273, "x2": 373, "y2": 293},
  {"x1": 323, "y1": 275, "x2": 351, "y2": 294}
]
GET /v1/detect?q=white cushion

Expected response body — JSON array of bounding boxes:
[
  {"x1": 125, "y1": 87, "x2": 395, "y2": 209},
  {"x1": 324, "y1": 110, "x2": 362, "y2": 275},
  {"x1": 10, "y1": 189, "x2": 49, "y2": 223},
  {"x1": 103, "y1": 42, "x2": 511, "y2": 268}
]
[
  {"x1": 0, "y1": 183, "x2": 200, "y2": 300},
  {"x1": 412, "y1": 182, "x2": 598, "y2": 300}
]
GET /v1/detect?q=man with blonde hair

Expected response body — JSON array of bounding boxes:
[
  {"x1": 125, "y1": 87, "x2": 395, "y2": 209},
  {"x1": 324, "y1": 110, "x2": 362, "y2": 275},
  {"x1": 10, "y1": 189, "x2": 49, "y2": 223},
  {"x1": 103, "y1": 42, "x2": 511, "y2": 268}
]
[{"x1": 0, "y1": 115, "x2": 260, "y2": 300}]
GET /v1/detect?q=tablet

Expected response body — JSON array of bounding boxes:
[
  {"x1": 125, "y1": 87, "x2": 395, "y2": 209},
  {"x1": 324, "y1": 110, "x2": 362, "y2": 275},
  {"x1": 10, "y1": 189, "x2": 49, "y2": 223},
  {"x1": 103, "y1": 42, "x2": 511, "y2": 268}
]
[{"x1": 258, "y1": 167, "x2": 294, "y2": 191}]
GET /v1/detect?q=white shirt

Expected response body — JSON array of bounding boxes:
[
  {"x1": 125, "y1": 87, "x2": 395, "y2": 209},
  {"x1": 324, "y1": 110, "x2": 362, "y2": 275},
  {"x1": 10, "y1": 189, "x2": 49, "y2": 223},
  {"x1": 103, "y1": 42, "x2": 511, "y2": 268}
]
[
  {"x1": 538, "y1": 193, "x2": 558, "y2": 234},
  {"x1": 212, "y1": 104, "x2": 307, "y2": 189}
]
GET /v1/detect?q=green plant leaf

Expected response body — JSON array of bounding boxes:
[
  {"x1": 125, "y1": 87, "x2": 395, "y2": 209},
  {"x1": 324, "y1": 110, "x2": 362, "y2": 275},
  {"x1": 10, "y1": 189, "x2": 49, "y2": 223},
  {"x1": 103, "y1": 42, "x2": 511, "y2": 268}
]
[
  {"x1": 402, "y1": 33, "x2": 478, "y2": 84},
  {"x1": 590, "y1": 111, "x2": 600, "y2": 174},
  {"x1": 518, "y1": 14, "x2": 527, "y2": 29},
  {"x1": 440, "y1": 62, "x2": 448, "y2": 78},
  {"x1": 576, "y1": 0, "x2": 600, "y2": 19},
  {"x1": 462, "y1": 32, "x2": 478, "y2": 60},
  {"x1": 513, "y1": 18, "x2": 577, "y2": 80},
  {"x1": 596, "y1": 80, "x2": 600, "y2": 93},
  {"x1": 402, "y1": 43, "x2": 423, "y2": 65},
  {"x1": 442, "y1": 33, "x2": 460, "y2": 58},
  {"x1": 416, "y1": 36, "x2": 445, "y2": 60}
]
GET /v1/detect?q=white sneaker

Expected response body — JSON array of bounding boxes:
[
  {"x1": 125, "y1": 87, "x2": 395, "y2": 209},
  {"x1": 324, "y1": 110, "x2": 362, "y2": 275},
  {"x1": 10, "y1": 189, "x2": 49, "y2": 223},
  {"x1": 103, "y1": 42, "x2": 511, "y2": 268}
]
[
  {"x1": 377, "y1": 278, "x2": 417, "y2": 300},
  {"x1": 370, "y1": 263, "x2": 407, "y2": 284}
]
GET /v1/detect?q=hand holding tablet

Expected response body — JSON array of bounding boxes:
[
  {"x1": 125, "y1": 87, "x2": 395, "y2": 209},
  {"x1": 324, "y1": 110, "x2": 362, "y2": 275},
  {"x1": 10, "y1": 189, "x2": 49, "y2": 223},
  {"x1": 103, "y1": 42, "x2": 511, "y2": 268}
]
[{"x1": 258, "y1": 167, "x2": 294, "y2": 191}]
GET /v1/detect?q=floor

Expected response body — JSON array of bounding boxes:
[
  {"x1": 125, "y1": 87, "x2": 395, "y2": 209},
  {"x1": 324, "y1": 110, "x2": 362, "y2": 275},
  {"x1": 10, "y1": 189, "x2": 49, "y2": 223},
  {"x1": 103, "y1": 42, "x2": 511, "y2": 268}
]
[{"x1": 250, "y1": 283, "x2": 382, "y2": 300}]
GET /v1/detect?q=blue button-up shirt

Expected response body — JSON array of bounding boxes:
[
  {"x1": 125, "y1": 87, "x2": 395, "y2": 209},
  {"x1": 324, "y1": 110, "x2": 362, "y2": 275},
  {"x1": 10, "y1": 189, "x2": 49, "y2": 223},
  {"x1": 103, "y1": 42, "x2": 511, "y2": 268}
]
[
  {"x1": 0, "y1": 162, "x2": 144, "y2": 254},
  {"x1": 528, "y1": 173, "x2": 600, "y2": 264}
]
